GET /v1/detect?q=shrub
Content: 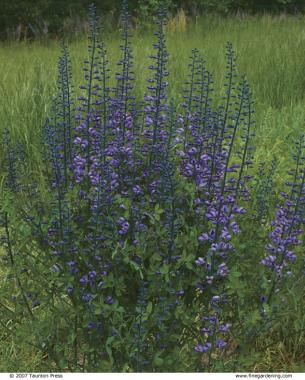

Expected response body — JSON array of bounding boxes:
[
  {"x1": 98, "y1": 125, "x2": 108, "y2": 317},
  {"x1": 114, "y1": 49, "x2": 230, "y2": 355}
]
[{"x1": 0, "y1": 0, "x2": 304, "y2": 373}]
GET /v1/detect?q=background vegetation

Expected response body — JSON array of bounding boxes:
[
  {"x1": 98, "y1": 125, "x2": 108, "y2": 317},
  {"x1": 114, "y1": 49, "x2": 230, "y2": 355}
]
[{"x1": 1, "y1": 0, "x2": 305, "y2": 39}]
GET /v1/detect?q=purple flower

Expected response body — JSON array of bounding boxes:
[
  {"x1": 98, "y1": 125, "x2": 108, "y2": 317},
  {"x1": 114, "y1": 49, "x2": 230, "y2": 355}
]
[
  {"x1": 80, "y1": 275, "x2": 88, "y2": 286},
  {"x1": 32, "y1": 300, "x2": 40, "y2": 308},
  {"x1": 82, "y1": 293, "x2": 93, "y2": 302},
  {"x1": 198, "y1": 233, "x2": 209, "y2": 243},
  {"x1": 260, "y1": 295, "x2": 266, "y2": 303},
  {"x1": 219, "y1": 323, "x2": 230, "y2": 333},
  {"x1": 206, "y1": 263, "x2": 212, "y2": 271},
  {"x1": 217, "y1": 263, "x2": 229, "y2": 277},
  {"x1": 221, "y1": 228, "x2": 231, "y2": 242},
  {"x1": 106, "y1": 296, "x2": 113, "y2": 305},
  {"x1": 216, "y1": 339, "x2": 227, "y2": 349},
  {"x1": 87, "y1": 321, "x2": 96, "y2": 329},
  {"x1": 133, "y1": 185, "x2": 142, "y2": 195},
  {"x1": 89, "y1": 271, "x2": 97, "y2": 279},
  {"x1": 188, "y1": 147, "x2": 197, "y2": 155},
  {"x1": 261, "y1": 255, "x2": 276, "y2": 268},
  {"x1": 67, "y1": 286, "x2": 73, "y2": 295},
  {"x1": 117, "y1": 217, "x2": 130, "y2": 235},
  {"x1": 211, "y1": 295, "x2": 221, "y2": 302},
  {"x1": 145, "y1": 116, "x2": 153, "y2": 126},
  {"x1": 195, "y1": 257, "x2": 205, "y2": 266},
  {"x1": 206, "y1": 276, "x2": 214, "y2": 285},
  {"x1": 97, "y1": 281, "x2": 104, "y2": 289},
  {"x1": 194, "y1": 342, "x2": 212, "y2": 353}
]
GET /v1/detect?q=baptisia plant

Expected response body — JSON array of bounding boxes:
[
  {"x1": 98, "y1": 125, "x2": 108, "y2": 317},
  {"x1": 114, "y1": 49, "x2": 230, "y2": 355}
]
[{"x1": 0, "y1": 1, "x2": 271, "y2": 373}]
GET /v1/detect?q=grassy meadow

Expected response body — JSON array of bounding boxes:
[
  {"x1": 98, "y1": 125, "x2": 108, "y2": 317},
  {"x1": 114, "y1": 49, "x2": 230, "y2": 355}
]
[{"x1": 0, "y1": 13, "x2": 305, "y2": 372}]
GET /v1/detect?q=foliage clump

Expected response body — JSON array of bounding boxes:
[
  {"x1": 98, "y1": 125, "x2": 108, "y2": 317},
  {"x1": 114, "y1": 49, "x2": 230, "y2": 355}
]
[{"x1": 0, "y1": 1, "x2": 304, "y2": 373}]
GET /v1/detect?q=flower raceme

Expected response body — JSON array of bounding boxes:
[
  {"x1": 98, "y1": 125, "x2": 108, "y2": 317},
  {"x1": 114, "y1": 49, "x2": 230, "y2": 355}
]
[{"x1": 261, "y1": 135, "x2": 305, "y2": 304}]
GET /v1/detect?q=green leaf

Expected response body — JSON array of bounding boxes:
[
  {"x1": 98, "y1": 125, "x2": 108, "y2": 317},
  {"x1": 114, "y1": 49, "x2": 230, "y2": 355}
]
[
  {"x1": 146, "y1": 301, "x2": 153, "y2": 315},
  {"x1": 153, "y1": 352, "x2": 164, "y2": 366},
  {"x1": 249, "y1": 310, "x2": 260, "y2": 324},
  {"x1": 160, "y1": 265, "x2": 169, "y2": 275},
  {"x1": 106, "y1": 336, "x2": 115, "y2": 363}
]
